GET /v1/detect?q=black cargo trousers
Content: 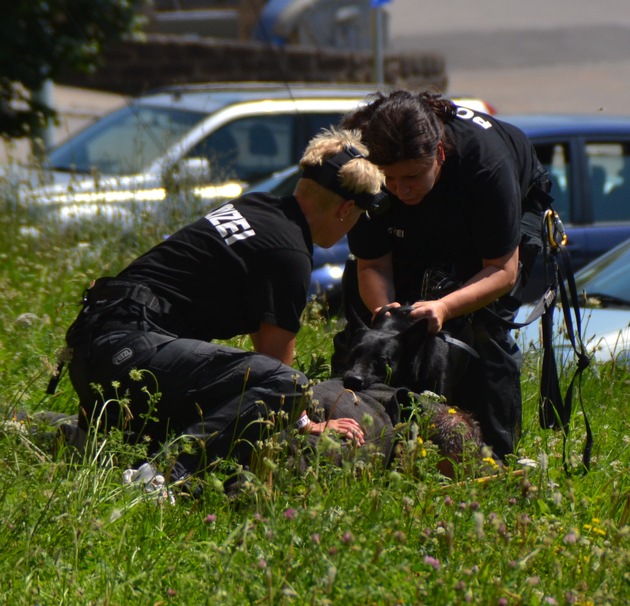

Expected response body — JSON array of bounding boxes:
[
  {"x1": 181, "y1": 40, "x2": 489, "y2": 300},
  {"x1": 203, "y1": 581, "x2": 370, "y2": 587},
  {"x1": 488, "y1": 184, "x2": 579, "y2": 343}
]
[{"x1": 66, "y1": 279, "x2": 310, "y2": 481}]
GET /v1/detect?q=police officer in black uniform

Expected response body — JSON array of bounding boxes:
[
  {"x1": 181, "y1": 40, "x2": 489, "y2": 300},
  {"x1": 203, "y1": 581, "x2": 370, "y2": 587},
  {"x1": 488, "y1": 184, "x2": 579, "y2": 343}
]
[
  {"x1": 63, "y1": 128, "x2": 387, "y2": 482},
  {"x1": 337, "y1": 90, "x2": 552, "y2": 461}
]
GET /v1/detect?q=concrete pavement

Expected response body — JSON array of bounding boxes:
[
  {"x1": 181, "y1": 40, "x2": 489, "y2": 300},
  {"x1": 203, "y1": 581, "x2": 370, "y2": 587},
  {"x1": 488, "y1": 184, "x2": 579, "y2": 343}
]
[{"x1": 386, "y1": 0, "x2": 630, "y2": 115}]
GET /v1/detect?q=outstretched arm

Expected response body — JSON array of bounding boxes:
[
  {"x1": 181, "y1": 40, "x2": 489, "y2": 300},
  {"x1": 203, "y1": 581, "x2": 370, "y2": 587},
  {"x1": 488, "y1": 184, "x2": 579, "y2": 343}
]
[
  {"x1": 252, "y1": 323, "x2": 366, "y2": 445},
  {"x1": 409, "y1": 247, "x2": 520, "y2": 333}
]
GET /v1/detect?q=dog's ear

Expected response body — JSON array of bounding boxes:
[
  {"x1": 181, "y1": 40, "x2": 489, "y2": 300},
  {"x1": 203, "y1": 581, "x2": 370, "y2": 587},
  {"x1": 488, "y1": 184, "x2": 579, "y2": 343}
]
[{"x1": 398, "y1": 318, "x2": 430, "y2": 348}]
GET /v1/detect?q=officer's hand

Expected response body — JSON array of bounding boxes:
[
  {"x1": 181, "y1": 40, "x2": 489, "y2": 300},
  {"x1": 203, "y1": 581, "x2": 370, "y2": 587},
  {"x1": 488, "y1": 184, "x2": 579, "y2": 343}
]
[
  {"x1": 309, "y1": 418, "x2": 365, "y2": 446},
  {"x1": 408, "y1": 299, "x2": 450, "y2": 334}
]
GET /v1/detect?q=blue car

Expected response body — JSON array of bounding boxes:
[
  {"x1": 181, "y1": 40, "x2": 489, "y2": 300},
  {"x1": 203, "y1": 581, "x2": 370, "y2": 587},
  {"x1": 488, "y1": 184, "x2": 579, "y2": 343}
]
[
  {"x1": 251, "y1": 114, "x2": 630, "y2": 307},
  {"x1": 516, "y1": 237, "x2": 630, "y2": 366}
]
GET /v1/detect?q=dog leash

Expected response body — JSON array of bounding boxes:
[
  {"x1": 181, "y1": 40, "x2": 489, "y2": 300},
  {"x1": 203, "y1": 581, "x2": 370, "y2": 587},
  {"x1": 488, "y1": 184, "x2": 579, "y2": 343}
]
[
  {"x1": 374, "y1": 305, "x2": 479, "y2": 359},
  {"x1": 439, "y1": 333, "x2": 479, "y2": 359},
  {"x1": 480, "y1": 213, "x2": 592, "y2": 474}
]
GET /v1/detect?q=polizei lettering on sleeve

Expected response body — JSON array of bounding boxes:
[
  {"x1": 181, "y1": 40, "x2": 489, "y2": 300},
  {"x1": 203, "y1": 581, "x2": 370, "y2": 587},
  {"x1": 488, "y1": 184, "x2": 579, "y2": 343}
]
[
  {"x1": 456, "y1": 106, "x2": 493, "y2": 130},
  {"x1": 205, "y1": 203, "x2": 256, "y2": 245}
]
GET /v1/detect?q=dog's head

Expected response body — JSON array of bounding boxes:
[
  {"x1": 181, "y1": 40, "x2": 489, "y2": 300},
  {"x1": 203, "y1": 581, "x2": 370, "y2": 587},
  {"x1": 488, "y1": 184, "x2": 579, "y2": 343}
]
[{"x1": 342, "y1": 306, "x2": 430, "y2": 391}]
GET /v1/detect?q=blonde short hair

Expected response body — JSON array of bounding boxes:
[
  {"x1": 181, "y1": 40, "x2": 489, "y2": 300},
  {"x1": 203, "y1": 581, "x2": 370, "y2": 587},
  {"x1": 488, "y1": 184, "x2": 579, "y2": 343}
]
[{"x1": 299, "y1": 128, "x2": 384, "y2": 197}]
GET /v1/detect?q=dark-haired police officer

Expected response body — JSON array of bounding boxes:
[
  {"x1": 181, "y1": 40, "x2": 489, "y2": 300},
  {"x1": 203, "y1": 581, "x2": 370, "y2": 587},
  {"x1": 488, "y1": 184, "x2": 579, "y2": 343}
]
[{"x1": 62, "y1": 128, "x2": 387, "y2": 484}]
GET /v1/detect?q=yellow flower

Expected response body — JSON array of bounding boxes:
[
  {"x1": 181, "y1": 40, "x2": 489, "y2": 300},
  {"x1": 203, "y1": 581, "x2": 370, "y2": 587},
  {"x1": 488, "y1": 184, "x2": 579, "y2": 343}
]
[
  {"x1": 448, "y1": 408, "x2": 457, "y2": 414},
  {"x1": 482, "y1": 457, "x2": 499, "y2": 470},
  {"x1": 583, "y1": 523, "x2": 606, "y2": 537}
]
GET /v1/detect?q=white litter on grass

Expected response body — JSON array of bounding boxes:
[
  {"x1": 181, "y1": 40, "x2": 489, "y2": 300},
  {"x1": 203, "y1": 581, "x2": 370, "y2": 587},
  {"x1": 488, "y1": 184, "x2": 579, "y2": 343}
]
[{"x1": 122, "y1": 462, "x2": 175, "y2": 505}]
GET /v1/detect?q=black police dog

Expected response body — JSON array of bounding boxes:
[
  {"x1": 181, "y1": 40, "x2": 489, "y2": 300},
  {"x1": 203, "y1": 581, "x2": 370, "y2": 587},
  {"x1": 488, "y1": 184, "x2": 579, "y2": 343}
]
[{"x1": 341, "y1": 306, "x2": 476, "y2": 405}]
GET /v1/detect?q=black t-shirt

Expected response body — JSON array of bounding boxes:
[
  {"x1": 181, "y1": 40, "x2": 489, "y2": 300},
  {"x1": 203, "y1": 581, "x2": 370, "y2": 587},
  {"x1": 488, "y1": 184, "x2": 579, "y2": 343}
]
[
  {"x1": 118, "y1": 193, "x2": 313, "y2": 340},
  {"x1": 348, "y1": 108, "x2": 540, "y2": 303}
]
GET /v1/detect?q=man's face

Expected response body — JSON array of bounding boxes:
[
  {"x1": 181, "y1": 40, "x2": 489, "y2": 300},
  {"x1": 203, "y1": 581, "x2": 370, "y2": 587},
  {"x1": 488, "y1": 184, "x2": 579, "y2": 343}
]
[{"x1": 380, "y1": 155, "x2": 442, "y2": 206}]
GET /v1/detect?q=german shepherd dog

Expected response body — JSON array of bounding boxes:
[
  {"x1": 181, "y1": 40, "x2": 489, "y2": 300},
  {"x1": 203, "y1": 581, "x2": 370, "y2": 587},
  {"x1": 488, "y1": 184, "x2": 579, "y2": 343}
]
[{"x1": 341, "y1": 305, "x2": 477, "y2": 406}]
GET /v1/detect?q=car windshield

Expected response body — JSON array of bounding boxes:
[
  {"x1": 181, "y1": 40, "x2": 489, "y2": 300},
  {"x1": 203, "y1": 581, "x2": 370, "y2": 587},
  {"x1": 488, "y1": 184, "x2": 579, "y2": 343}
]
[
  {"x1": 577, "y1": 241, "x2": 630, "y2": 306},
  {"x1": 46, "y1": 104, "x2": 206, "y2": 175}
]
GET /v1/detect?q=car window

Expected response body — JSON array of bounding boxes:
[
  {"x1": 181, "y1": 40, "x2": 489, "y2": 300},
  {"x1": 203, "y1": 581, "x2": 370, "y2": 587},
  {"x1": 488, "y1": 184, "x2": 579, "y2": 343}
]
[
  {"x1": 294, "y1": 113, "x2": 346, "y2": 155},
  {"x1": 47, "y1": 105, "x2": 206, "y2": 175},
  {"x1": 586, "y1": 141, "x2": 630, "y2": 222},
  {"x1": 186, "y1": 114, "x2": 294, "y2": 183},
  {"x1": 576, "y1": 241, "x2": 630, "y2": 301},
  {"x1": 533, "y1": 142, "x2": 571, "y2": 221}
]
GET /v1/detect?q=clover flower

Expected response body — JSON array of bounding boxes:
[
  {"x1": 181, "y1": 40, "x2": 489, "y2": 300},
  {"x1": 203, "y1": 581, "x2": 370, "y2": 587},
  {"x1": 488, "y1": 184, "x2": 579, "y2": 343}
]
[{"x1": 423, "y1": 555, "x2": 440, "y2": 570}]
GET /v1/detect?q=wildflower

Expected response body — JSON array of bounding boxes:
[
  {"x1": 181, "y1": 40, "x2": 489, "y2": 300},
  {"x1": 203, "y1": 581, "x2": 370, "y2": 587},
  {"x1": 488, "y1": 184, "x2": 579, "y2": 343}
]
[
  {"x1": 544, "y1": 597, "x2": 558, "y2": 605},
  {"x1": 423, "y1": 555, "x2": 441, "y2": 571},
  {"x1": 517, "y1": 457, "x2": 538, "y2": 468},
  {"x1": 448, "y1": 407, "x2": 457, "y2": 414},
  {"x1": 417, "y1": 437, "x2": 427, "y2": 457},
  {"x1": 258, "y1": 559, "x2": 267, "y2": 569},
  {"x1": 312, "y1": 533, "x2": 321, "y2": 545},
  {"x1": 129, "y1": 368, "x2": 143, "y2": 381},
  {"x1": 389, "y1": 471, "x2": 403, "y2": 483},
  {"x1": 284, "y1": 508, "x2": 297, "y2": 520},
  {"x1": 167, "y1": 588, "x2": 177, "y2": 597},
  {"x1": 563, "y1": 531, "x2": 578, "y2": 544},
  {"x1": 393, "y1": 530, "x2": 406, "y2": 543},
  {"x1": 15, "y1": 312, "x2": 40, "y2": 327},
  {"x1": 444, "y1": 496, "x2": 453, "y2": 506},
  {"x1": 537, "y1": 452, "x2": 549, "y2": 471},
  {"x1": 473, "y1": 511, "x2": 485, "y2": 539},
  {"x1": 204, "y1": 514, "x2": 216, "y2": 524},
  {"x1": 2, "y1": 419, "x2": 27, "y2": 435},
  {"x1": 482, "y1": 456, "x2": 500, "y2": 470},
  {"x1": 342, "y1": 531, "x2": 354, "y2": 544},
  {"x1": 263, "y1": 457, "x2": 278, "y2": 471},
  {"x1": 526, "y1": 576, "x2": 540, "y2": 586},
  {"x1": 583, "y1": 522, "x2": 606, "y2": 537}
]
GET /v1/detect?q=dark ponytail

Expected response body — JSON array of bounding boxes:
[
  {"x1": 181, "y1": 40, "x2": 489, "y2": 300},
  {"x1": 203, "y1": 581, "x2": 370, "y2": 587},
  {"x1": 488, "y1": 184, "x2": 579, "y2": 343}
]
[{"x1": 340, "y1": 89, "x2": 456, "y2": 166}]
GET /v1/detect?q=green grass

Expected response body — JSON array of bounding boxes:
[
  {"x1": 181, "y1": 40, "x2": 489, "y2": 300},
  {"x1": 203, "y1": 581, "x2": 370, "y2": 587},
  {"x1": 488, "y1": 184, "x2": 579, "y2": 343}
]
[{"x1": 1, "y1": 190, "x2": 628, "y2": 605}]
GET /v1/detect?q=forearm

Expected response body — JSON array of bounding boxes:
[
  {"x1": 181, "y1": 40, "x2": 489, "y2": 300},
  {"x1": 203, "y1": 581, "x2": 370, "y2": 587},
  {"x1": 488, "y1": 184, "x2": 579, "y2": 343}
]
[
  {"x1": 357, "y1": 255, "x2": 396, "y2": 312},
  {"x1": 440, "y1": 262, "x2": 517, "y2": 319}
]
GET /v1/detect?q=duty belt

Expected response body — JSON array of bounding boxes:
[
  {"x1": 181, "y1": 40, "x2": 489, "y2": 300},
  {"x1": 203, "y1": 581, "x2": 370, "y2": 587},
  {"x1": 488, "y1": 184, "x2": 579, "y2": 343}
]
[{"x1": 84, "y1": 277, "x2": 172, "y2": 316}]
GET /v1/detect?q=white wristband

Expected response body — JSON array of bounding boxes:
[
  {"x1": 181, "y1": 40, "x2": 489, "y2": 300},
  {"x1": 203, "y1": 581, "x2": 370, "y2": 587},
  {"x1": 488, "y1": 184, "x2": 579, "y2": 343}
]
[{"x1": 295, "y1": 415, "x2": 310, "y2": 430}]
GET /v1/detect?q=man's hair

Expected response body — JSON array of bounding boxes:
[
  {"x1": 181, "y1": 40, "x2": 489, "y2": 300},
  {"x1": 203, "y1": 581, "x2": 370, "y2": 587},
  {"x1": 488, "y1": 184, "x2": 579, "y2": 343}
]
[
  {"x1": 299, "y1": 128, "x2": 384, "y2": 198},
  {"x1": 427, "y1": 405, "x2": 483, "y2": 460}
]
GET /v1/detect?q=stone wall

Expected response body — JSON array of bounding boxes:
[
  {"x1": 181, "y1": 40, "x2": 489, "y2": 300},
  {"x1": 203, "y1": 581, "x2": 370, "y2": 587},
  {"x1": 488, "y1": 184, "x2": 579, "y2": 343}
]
[{"x1": 58, "y1": 35, "x2": 447, "y2": 97}]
